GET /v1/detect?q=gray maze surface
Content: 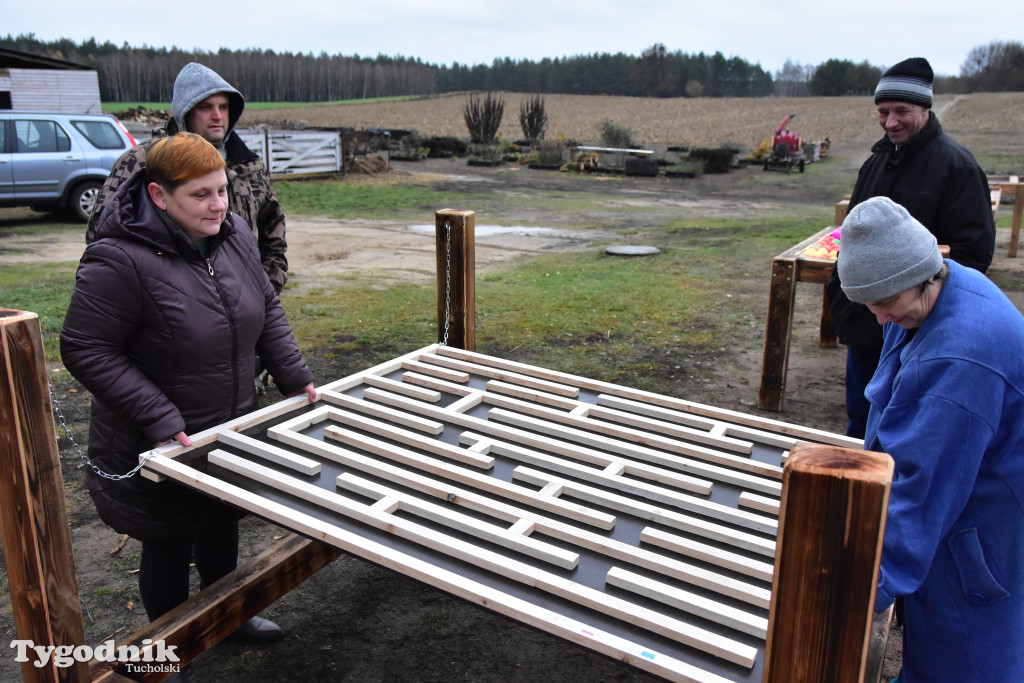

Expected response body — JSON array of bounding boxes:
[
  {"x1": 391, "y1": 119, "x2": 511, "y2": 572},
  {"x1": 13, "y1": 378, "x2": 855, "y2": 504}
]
[{"x1": 146, "y1": 345, "x2": 859, "y2": 683}]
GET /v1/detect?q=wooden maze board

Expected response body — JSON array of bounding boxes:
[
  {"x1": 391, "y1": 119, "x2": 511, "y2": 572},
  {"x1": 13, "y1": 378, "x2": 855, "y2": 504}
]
[{"x1": 143, "y1": 344, "x2": 863, "y2": 683}]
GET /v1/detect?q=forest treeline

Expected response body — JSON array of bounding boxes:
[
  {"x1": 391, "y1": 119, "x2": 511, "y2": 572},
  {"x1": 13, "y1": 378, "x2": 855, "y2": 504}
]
[{"x1": 3, "y1": 33, "x2": 1022, "y2": 102}]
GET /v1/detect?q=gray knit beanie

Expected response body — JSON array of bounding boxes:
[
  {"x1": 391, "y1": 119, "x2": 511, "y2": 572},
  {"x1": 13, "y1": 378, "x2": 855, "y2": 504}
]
[
  {"x1": 838, "y1": 197, "x2": 943, "y2": 304},
  {"x1": 874, "y1": 57, "x2": 933, "y2": 108},
  {"x1": 171, "y1": 62, "x2": 245, "y2": 137}
]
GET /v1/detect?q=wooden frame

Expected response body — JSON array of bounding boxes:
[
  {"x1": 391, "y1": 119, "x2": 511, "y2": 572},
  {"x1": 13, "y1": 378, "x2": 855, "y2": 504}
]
[
  {"x1": 131, "y1": 342, "x2": 881, "y2": 683},
  {"x1": 2, "y1": 209, "x2": 893, "y2": 683}
]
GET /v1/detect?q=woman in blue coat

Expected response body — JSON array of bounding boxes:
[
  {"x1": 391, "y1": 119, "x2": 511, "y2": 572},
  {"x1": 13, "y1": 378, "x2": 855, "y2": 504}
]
[{"x1": 838, "y1": 196, "x2": 1024, "y2": 683}]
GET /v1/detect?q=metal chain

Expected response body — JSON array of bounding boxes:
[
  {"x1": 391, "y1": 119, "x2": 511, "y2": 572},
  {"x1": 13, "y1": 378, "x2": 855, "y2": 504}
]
[
  {"x1": 50, "y1": 383, "x2": 157, "y2": 480},
  {"x1": 441, "y1": 221, "x2": 452, "y2": 346}
]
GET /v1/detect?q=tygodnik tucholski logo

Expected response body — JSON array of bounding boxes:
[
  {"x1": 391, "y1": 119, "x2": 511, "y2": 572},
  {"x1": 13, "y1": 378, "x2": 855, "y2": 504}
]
[{"x1": 10, "y1": 638, "x2": 180, "y2": 673}]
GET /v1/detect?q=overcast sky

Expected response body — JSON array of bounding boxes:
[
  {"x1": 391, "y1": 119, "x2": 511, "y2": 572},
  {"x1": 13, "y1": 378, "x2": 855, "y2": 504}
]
[{"x1": 8, "y1": 0, "x2": 1023, "y2": 78}]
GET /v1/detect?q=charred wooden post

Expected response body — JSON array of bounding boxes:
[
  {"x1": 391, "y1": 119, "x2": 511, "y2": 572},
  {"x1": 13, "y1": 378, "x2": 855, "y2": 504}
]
[
  {"x1": 763, "y1": 442, "x2": 893, "y2": 683},
  {"x1": 0, "y1": 308, "x2": 88, "y2": 683},
  {"x1": 435, "y1": 209, "x2": 476, "y2": 350}
]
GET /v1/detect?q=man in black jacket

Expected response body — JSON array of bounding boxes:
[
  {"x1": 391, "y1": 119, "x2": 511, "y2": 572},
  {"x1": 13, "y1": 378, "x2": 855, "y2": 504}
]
[{"x1": 826, "y1": 57, "x2": 995, "y2": 438}]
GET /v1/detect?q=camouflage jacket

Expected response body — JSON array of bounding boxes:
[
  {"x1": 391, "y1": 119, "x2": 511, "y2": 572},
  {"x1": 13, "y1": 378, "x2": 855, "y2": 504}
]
[{"x1": 86, "y1": 124, "x2": 288, "y2": 293}]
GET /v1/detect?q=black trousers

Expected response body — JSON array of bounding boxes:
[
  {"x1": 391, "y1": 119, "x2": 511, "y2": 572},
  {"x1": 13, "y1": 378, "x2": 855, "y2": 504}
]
[{"x1": 138, "y1": 518, "x2": 239, "y2": 621}]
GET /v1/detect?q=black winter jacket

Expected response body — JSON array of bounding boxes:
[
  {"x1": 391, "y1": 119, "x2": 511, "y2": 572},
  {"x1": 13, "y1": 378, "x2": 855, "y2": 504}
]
[
  {"x1": 61, "y1": 171, "x2": 314, "y2": 541},
  {"x1": 826, "y1": 113, "x2": 995, "y2": 347}
]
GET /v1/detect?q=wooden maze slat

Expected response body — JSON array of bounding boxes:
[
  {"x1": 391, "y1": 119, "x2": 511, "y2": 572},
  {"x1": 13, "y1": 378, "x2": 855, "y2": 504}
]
[
  {"x1": 639, "y1": 527, "x2": 775, "y2": 582},
  {"x1": 461, "y1": 432, "x2": 777, "y2": 535},
  {"x1": 485, "y1": 407, "x2": 782, "y2": 492},
  {"x1": 204, "y1": 450, "x2": 759, "y2": 668},
  {"x1": 318, "y1": 423, "x2": 616, "y2": 530},
  {"x1": 265, "y1": 421, "x2": 771, "y2": 610},
  {"x1": 606, "y1": 566, "x2": 769, "y2": 639},
  {"x1": 431, "y1": 346, "x2": 864, "y2": 448},
  {"x1": 513, "y1": 467, "x2": 777, "y2": 556},
  {"x1": 264, "y1": 409, "x2": 614, "y2": 530}
]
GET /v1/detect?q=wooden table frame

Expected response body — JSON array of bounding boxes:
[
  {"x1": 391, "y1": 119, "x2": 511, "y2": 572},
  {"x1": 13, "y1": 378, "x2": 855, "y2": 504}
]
[
  {"x1": 758, "y1": 224, "x2": 839, "y2": 412},
  {"x1": 2, "y1": 209, "x2": 893, "y2": 683}
]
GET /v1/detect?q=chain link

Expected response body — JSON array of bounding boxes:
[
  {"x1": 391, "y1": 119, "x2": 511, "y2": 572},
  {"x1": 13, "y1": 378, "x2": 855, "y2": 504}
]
[
  {"x1": 441, "y1": 221, "x2": 452, "y2": 346},
  {"x1": 50, "y1": 383, "x2": 157, "y2": 480}
]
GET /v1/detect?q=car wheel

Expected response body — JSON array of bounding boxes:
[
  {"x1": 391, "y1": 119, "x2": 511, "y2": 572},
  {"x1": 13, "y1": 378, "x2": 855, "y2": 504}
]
[{"x1": 69, "y1": 181, "x2": 102, "y2": 222}]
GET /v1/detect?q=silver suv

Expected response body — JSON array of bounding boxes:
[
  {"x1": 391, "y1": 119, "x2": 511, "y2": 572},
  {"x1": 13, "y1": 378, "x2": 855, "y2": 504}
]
[{"x1": 0, "y1": 112, "x2": 137, "y2": 221}]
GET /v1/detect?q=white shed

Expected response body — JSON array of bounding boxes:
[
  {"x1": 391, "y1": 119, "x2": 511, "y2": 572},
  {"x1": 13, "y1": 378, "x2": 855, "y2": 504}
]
[{"x1": 0, "y1": 48, "x2": 102, "y2": 113}]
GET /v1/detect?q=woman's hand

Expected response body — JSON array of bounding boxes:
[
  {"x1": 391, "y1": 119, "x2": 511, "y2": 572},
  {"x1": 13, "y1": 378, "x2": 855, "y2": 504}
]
[
  {"x1": 287, "y1": 383, "x2": 317, "y2": 402},
  {"x1": 153, "y1": 432, "x2": 193, "y2": 448}
]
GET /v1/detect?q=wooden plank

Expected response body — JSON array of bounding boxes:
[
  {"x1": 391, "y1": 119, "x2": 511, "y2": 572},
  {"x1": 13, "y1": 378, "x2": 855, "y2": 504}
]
[
  {"x1": 324, "y1": 406, "x2": 494, "y2": 469},
  {"x1": 402, "y1": 358, "x2": 470, "y2": 383},
  {"x1": 216, "y1": 429, "x2": 321, "y2": 475},
  {"x1": 141, "y1": 452, "x2": 729, "y2": 683},
  {"x1": 463, "y1": 432, "x2": 776, "y2": 534},
  {"x1": 420, "y1": 352, "x2": 581, "y2": 397},
  {"x1": 484, "y1": 379, "x2": 581, "y2": 410},
  {"x1": 486, "y1": 406, "x2": 783, "y2": 489},
  {"x1": 363, "y1": 387, "x2": 718, "y2": 494},
  {"x1": 515, "y1": 467, "x2": 777, "y2": 555},
  {"x1": 639, "y1": 527, "x2": 775, "y2": 582},
  {"x1": 319, "y1": 388, "x2": 445, "y2": 434},
  {"x1": 334, "y1": 471, "x2": 582, "y2": 570},
  {"x1": 763, "y1": 443, "x2": 893, "y2": 683},
  {"x1": 282, "y1": 421, "x2": 616, "y2": 530},
  {"x1": 0, "y1": 309, "x2": 88, "y2": 683},
  {"x1": 606, "y1": 567, "x2": 768, "y2": 638},
  {"x1": 433, "y1": 345, "x2": 862, "y2": 448},
  {"x1": 194, "y1": 451, "x2": 758, "y2": 667},
  {"x1": 739, "y1": 492, "x2": 781, "y2": 515},
  {"x1": 596, "y1": 394, "x2": 799, "y2": 450},
  {"x1": 286, "y1": 435, "x2": 769, "y2": 608},
  {"x1": 362, "y1": 373, "x2": 442, "y2": 402}
]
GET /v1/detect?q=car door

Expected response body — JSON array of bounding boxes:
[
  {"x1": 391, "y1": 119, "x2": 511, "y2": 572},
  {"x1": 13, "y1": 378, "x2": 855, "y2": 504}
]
[
  {"x1": 11, "y1": 117, "x2": 85, "y2": 201},
  {"x1": 0, "y1": 118, "x2": 13, "y2": 199}
]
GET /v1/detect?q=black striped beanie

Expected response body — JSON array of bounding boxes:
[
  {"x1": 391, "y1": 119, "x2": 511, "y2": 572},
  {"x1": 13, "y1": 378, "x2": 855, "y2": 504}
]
[{"x1": 874, "y1": 58, "x2": 933, "y2": 108}]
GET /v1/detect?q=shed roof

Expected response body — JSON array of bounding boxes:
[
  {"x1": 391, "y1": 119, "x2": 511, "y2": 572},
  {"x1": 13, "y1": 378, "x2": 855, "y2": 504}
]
[{"x1": 0, "y1": 47, "x2": 93, "y2": 71}]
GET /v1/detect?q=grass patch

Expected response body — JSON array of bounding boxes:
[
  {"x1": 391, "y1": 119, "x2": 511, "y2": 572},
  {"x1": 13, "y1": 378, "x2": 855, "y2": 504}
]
[
  {"x1": 275, "y1": 180, "x2": 483, "y2": 220},
  {"x1": 1, "y1": 263, "x2": 78, "y2": 362}
]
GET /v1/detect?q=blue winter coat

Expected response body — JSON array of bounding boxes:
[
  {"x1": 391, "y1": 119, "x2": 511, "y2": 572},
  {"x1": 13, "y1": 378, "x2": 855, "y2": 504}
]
[
  {"x1": 865, "y1": 261, "x2": 1024, "y2": 682},
  {"x1": 61, "y1": 170, "x2": 314, "y2": 541}
]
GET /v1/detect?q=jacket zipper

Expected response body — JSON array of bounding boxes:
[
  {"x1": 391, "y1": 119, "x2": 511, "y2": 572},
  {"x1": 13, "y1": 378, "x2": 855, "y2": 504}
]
[{"x1": 206, "y1": 256, "x2": 240, "y2": 416}]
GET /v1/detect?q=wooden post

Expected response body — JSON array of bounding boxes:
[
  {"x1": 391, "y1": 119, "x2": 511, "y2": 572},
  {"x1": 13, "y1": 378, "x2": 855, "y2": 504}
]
[
  {"x1": 758, "y1": 257, "x2": 797, "y2": 411},
  {"x1": 435, "y1": 209, "x2": 476, "y2": 350},
  {"x1": 0, "y1": 309, "x2": 88, "y2": 683},
  {"x1": 763, "y1": 442, "x2": 893, "y2": 683}
]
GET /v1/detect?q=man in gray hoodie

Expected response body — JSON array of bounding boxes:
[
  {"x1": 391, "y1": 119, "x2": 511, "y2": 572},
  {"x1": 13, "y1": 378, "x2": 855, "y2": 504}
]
[{"x1": 87, "y1": 62, "x2": 289, "y2": 293}]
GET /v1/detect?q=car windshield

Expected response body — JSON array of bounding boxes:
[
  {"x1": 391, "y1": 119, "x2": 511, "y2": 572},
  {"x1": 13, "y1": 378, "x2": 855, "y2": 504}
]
[{"x1": 72, "y1": 120, "x2": 127, "y2": 150}]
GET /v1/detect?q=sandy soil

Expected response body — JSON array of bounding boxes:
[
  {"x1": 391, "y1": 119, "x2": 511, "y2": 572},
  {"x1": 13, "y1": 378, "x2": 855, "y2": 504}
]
[{"x1": 2, "y1": 103, "x2": 1022, "y2": 683}]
